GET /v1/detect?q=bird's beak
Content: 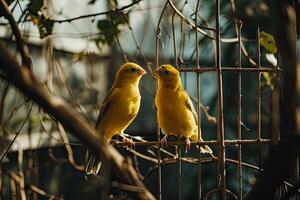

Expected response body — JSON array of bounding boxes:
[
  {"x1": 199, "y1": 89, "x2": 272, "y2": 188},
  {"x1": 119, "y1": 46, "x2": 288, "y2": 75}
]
[
  {"x1": 153, "y1": 68, "x2": 161, "y2": 75},
  {"x1": 138, "y1": 68, "x2": 147, "y2": 76}
]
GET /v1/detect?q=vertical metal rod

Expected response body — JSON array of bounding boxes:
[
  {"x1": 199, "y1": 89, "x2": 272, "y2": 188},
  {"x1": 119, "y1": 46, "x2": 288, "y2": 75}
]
[
  {"x1": 172, "y1": 12, "x2": 178, "y2": 67},
  {"x1": 157, "y1": 129, "x2": 162, "y2": 200},
  {"x1": 296, "y1": 157, "x2": 300, "y2": 199},
  {"x1": 194, "y1": 0, "x2": 202, "y2": 199},
  {"x1": 256, "y1": 27, "x2": 262, "y2": 171},
  {"x1": 196, "y1": 75, "x2": 202, "y2": 200},
  {"x1": 237, "y1": 21, "x2": 243, "y2": 200},
  {"x1": 155, "y1": 22, "x2": 162, "y2": 200},
  {"x1": 172, "y1": 13, "x2": 181, "y2": 200},
  {"x1": 271, "y1": 57, "x2": 280, "y2": 146},
  {"x1": 155, "y1": 31, "x2": 162, "y2": 198},
  {"x1": 195, "y1": 0, "x2": 200, "y2": 68},
  {"x1": 155, "y1": 3, "x2": 168, "y2": 199},
  {"x1": 215, "y1": 0, "x2": 226, "y2": 198},
  {"x1": 177, "y1": 139, "x2": 182, "y2": 200}
]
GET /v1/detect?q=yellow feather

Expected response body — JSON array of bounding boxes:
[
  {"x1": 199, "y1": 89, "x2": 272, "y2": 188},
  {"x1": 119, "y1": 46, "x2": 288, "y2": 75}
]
[
  {"x1": 154, "y1": 64, "x2": 212, "y2": 154},
  {"x1": 86, "y1": 62, "x2": 146, "y2": 175},
  {"x1": 96, "y1": 62, "x2": 146, "y2": 141}
]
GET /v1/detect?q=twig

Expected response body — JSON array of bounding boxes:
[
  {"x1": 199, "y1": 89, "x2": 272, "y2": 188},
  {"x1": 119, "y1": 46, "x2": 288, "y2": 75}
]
[
  {"x1": 51, "y1": 0, "x2": 142, "y2": 23},
  {"x1": 4, "y1": 168, "x2": 63, "y2": 200},
  {"x1": 0, "y1": 98, "x2": 30, "y2": 130},
  {"x1": 44, "y1": 41, "x2": 89, "y2": 121},
  {"x1": 229, "y1": 0, "x2": 257, "y2": 66},
  {"x1": 121, "y1": 13, "x2": 153, "y2": 75},
  {"x1": 0, "y1": 0, "x2": 31, "y2": 68},
  {"x1": 0, "y1": 42, "x2": 155, "y2": 200},
  {"x1": 0, "y1": 81, "x2": 9, "y2": 123},
  {"x1": 110, "y1": 13, "x2": 127, "y2": 62},
  {"x1": 9, "y1": 177, "x2": 17, "y2": 200},
  {"x1": 132, "y1": 153, "x2": 144, "y2": 180},
  {"x1": 57, "y1": 123, "x2": 85, "y2": 171},
  {"x1": 17, "y1": 146, "x2": 26, "y2": 200},
  {"x1": 0, "y1": 102, "x2": 34, "y2": 162},
  {"x1": 189, "y1": 95, "x2": 217, "y2": 124}
]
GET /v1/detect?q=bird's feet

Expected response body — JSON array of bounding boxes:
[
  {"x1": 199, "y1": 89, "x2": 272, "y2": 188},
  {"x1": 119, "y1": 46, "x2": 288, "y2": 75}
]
[
  {"x1": 160, "y1": 135, "x2": 168, "y2": 148},
  {"x1": 121, "y1": 135, "x2": 135, "y2": 148},
  {"x1": 185, "y1": 137, "x2": 191, "y2": 153}
]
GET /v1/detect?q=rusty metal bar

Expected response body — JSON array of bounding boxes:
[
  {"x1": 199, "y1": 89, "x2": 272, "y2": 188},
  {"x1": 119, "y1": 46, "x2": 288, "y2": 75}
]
[
  {"x1": 172, "y1": 10, "x2": 182, "y2": 200},
  {"x1": 256, "y1": 28, "x2": 262, "y2": 171},
  {"x1": 113, "y1": 139, "x2": 273, "y2": 146},
  {"x1": 172, "y1": 11, "x2": 178, "y2": 67},
  {"x1": 157, "y1": 128, "x2": 162, "y2": 200},
  {"x1": 177, "y1": 142, "x2": 182, "y2": 200},
  {"x1": 215, "y1": 0, "x2": 226, "y2": 198},
  {"x1": 237, "y1": 21, "x2": 243, "y2": 200},
  {"x1": 178, "y1": 66, "x2": 280, "y2": 73},
  {"x1": 194, "y1": 0, "x2": 202, "y2": 199},
  {"x1": 155, "y1": 2, "x2": 168, "y2": 199},
  {"x1": 197, "y1": 75, "x2": 202, "y2": 200}
]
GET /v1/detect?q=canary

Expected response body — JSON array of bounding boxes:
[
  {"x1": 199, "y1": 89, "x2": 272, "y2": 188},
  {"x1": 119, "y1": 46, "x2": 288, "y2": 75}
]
[
  {"x1": 85, "y1": 62, "x2": 146, "y2": 174},
  {"x1": 154, "y1": 64, "x2": 212, "y2": 153},
  {"x1": 259, "y1": 31, "x2": 277, "y2": 54},
  {"x1": 259, "y1": 31, "x2": 278, "y2": 89}
]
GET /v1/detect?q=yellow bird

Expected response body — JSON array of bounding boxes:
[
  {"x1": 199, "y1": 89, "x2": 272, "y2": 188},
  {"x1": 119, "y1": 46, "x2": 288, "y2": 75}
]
[
  {"x1": 85, "y1": 62, "x2": 147, "y2": 174},
  {"x1": 259, "y1": 31, "x2": 277, "y2": 54},
  {"x1": 154, "y1": 64, "x2": 212, "y2": 153}
]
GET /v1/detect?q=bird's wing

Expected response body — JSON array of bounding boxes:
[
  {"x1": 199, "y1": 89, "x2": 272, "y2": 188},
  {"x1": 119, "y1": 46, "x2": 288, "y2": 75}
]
[
  {"x1": 183, "y1": 91, "x2": 198, "y2": 125},
  {"x1": 95, "y1": 87, "x2": 116, "y2": 128}
]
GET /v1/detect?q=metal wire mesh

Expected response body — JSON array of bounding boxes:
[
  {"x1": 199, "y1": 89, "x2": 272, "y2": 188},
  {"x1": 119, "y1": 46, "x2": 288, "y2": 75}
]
[
  {"x1": 1, "y1": 0, "x2": 299, "y2": 199},
  {"x1": 116, "y1": 0, "x2": 297, "y2": 199}
]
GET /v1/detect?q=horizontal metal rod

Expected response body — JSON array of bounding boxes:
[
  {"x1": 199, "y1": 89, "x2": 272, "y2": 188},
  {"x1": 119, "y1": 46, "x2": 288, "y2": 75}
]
[
  {"x1": 112, "y1": 139, "x2": 272, "y2": 147},
  {"x1": 178, "y1": 67, "x2": 282, "y2": 73}
]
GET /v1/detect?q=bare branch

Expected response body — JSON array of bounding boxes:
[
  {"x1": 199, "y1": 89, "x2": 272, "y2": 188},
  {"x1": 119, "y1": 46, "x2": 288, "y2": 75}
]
[
  {"x1": 3, "y1": 169, "x2": 63, "y2": 200},
  {"x1": 57, "y1": 123, "x2": 85, "y2": 171},
  {"x1": 0, "y1": 42, "x2": 155, "y2": 200},
  {"x1": 51, "y1": 0, "x2": 142, "y2": 23},
  {"x1": 0, "y1": 102, "x2": 34, "y2": 162},
  {"x1": 0, "y1": 0, "x2": 31, "y2": 68}
]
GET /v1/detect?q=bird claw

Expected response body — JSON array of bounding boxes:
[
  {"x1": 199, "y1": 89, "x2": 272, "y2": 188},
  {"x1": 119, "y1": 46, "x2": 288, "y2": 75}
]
[
  {"x1": 122, "y1": 136, "x2": 135, "y2": 148},
  {"x1": 185, "y1": 138, "x2": 191, "y2": 153},
  {"x1": 160, "y1": 135, "x2": 168, "y2": 148}
]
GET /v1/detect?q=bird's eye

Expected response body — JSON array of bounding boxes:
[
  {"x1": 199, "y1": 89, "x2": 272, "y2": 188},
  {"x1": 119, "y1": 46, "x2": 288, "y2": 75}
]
[
  {"x1": 130, "y1": 68, "x2": 136, "y2": 73},
  {"x1": 164, "y1": 70, "x2": 169, "y2": 75}
]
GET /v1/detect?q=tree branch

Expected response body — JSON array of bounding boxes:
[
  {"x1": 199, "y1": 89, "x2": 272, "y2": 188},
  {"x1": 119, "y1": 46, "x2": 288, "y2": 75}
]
[
  {"x1": 0, "y1": 0, "x2": 31, "y2": 68},
  {"x1": 0, "y1": 42, "x2": 155, "y2": 200},
  {"x1": 51, "y1": 0, "x2": 142, "y2": 23}
]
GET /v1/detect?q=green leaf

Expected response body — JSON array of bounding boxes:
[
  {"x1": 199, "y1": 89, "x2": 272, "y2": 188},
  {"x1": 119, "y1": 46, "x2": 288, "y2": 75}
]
[
  {"x1": 37, "y1": 15, "x2": 54, "y2": 39},
  {"x1": 97, "y1": 19, "x2": 113, "y2": 31},
  {"x1": 28, "y1": 0, "x2": 44, "y2": 16},
  {"x1": 96, "y1": 19, "x2": 115, "y2": 45},
  {"x1": 93, "y1": 11, "x2": 129, "y2": 49},
  {"x1": 113, "y1": 12, "x2": 128, "y2": 26}
]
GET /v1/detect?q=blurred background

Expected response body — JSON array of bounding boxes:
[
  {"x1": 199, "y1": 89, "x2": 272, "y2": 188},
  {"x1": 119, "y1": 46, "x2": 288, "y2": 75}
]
[{"x1": 0, "y1": 0, "x2": 300, "y2": 199}]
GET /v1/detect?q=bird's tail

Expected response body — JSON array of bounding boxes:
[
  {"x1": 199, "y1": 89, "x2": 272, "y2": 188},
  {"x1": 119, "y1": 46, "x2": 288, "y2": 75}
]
[
  {"x1": 85, "y1": 149, "x2": 102, "y2": 175},
  {"x1": 190, "y1": 134, "x2": 214, "y2": 155}
]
